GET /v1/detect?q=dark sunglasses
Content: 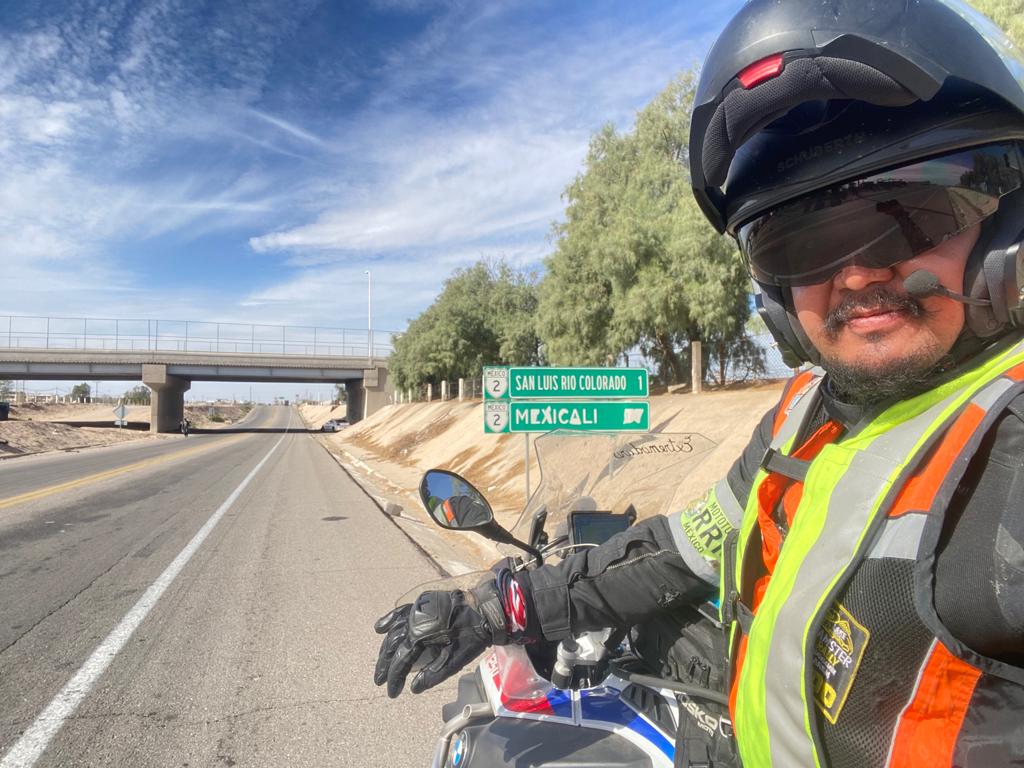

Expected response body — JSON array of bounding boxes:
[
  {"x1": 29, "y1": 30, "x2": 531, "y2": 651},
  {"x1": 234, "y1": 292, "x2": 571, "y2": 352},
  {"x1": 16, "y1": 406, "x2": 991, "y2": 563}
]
[{"x1": 737, "y1": 142, "x2": 1024, "y2": 287}]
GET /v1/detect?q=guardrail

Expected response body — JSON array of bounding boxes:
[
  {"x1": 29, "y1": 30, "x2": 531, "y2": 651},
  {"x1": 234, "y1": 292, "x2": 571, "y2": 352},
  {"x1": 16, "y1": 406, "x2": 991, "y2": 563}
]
[{"x1": 0, "y1": 315, "x2": 397, "y2": 359}]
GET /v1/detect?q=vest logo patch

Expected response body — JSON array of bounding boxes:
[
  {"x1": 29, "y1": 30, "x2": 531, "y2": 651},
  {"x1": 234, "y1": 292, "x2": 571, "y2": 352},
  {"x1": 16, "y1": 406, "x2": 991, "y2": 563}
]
[
  {"x1": 679, "y1": 490, "x2": 734, "y2": 560},
  {"x1": 812, "y1": 602, "x2": 870, "y2": 724}
]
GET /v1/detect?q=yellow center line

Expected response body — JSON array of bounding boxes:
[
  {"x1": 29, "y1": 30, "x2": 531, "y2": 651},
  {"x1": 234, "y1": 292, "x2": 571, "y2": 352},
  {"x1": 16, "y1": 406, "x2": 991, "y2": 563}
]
[{"x1": 0, "y1": 434, "x2": 250, "y2": 511}]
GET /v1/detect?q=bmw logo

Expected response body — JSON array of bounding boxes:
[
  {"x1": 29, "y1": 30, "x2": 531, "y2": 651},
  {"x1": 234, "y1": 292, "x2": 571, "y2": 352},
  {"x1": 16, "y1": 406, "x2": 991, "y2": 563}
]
[{"x1": 448, "y1": 731, "x2": 468, "y2": 767}]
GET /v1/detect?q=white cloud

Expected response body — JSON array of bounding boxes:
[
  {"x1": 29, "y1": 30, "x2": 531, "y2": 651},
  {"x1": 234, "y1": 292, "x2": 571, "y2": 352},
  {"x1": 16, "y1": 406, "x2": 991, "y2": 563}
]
[
  {"x1": 0, "y1": 2, "x2": 318, "y2": 315},
  {"x1": 0, "y1": 0, "x2": 738, "y2": 336},
  {"x1": 243, "y1": 241, "x2": 545, "y2": 333},
  {"x1": 250, "y1": 123, "x2": 583, "y2": 254},
  {"x1": 248, "y1": 108, "x2": 330, "y2": 149},
  {"x1": 246, "y1": 1, "x2": 721, "y2": 266},
  {"x1": 239, "y1": 0, "x2": 730, "y2": 335}
]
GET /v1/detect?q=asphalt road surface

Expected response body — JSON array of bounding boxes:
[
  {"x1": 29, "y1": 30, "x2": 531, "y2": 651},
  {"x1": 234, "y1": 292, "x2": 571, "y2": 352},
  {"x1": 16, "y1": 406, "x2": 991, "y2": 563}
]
[{"x1": 0, "y1": 406, "x2": 455, "y2": 767}]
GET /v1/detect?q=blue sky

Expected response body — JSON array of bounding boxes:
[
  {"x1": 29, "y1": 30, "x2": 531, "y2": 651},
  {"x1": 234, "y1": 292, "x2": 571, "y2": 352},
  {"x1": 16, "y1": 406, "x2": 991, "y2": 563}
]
[{"x1": 1, "y1": 0, "x2": 743, "y2": 399}]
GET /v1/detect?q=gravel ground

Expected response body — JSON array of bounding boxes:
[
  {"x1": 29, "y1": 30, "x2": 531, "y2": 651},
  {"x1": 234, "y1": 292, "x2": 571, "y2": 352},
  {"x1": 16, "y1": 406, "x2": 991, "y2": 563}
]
[{"x1": 0, "y1": 402, "x2": 253, "y2": 458}]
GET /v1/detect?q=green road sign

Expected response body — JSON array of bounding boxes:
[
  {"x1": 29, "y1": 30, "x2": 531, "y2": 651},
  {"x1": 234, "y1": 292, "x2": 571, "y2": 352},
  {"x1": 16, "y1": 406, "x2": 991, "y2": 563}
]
[
  {"x1": 484, "y1": 366, "x2": 648, "y2": 399},
  {"x1": 484, "y1": 400, "x2": 649, "y2": 433}
]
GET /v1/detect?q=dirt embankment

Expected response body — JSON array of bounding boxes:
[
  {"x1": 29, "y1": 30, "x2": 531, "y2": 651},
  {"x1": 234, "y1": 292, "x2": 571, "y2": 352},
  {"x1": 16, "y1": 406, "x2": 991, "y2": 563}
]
[
  {"x1": 0, "y1": 402, "x2": 155, "y2": 458},
  {"x1": 333, "y1": 385, "x2": 782, "y2": 516},
  {"x1": 0, "y1": 402, "x2": 253, "y2": 459},
  {"x1": 183, "y1": 404, "x2": 253, "y2": 429}
]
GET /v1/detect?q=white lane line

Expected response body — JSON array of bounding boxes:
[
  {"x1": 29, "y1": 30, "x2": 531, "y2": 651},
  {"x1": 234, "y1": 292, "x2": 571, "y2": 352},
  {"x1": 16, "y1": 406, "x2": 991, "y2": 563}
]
[{"x1": 1, "y1": 410, "x2": 292, "y2": 768}]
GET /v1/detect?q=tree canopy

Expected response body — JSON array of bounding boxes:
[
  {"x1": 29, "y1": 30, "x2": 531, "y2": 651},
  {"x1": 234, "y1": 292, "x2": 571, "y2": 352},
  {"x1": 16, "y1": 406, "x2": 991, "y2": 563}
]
[
  {"x1": 536, "y1": 72, "x2": 752, "y2": 383},
  {"x1": 388, "y1": 260, "x2": 541, "y2": 389},
  {"x1": 967, "y1": 0, "x2": 1024, "y2": 49},
  {"x1": 390, "y1": 0, "x2": 1024, "y2": 390},
  {"x1": 123, "y1": 385, "x2": 151, "y2": 404}
]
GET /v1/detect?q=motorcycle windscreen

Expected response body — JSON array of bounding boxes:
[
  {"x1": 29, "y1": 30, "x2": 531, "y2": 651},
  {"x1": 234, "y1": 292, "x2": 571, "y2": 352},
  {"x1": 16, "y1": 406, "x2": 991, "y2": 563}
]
[
  {"x1": 394, "y1": 431, "x2": 716, "y2": 604},
  {"x1": 507, "y1": 430, "x2": 717, "y2": 553}
]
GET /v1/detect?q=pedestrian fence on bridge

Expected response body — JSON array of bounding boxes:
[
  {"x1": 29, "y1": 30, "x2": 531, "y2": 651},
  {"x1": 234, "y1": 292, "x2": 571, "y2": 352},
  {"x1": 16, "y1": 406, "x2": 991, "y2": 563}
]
[{"x1": 0, "y1": 315, "x2": 398, "y2": 359}]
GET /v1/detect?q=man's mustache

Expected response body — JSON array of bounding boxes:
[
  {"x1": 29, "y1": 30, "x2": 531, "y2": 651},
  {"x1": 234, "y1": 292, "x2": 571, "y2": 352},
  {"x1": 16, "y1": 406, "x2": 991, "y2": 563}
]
[{"x1": 824, "y1": 286, "x2": 925, "y2": 336}]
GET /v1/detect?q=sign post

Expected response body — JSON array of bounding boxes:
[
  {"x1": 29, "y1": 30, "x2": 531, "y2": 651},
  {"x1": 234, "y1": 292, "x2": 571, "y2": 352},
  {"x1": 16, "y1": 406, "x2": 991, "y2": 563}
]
[
  {"x1": 524, "y1": 432, "x2": 530, "y2": 502},
  {"x1": 113, "y1": 403, "x2": 128, "y2": 428}
]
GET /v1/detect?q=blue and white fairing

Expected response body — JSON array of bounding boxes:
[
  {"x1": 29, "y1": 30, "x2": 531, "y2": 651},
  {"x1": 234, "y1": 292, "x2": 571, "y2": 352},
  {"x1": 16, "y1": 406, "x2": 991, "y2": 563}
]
[{"x1": 478, "y1": 645, "x2": 677, "y2": 768}]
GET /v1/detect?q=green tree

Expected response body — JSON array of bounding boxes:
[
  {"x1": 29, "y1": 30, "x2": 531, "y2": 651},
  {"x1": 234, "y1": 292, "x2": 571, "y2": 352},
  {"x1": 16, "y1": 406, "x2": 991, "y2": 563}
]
[
  {"x1": 0, "y1": 380, "x2": 12, "y2": 400},
  {"x1": 390, "y1": 260, "x2": 541, "y2": 389},
  {"x1": 966, "y1": 0, "x2": 1024, "y2": 49},
  {"x1": 538, "y1": 72, "x2": 755, "y2": 385},
  {"x1": 70, "y1": 382, "x2": 91, "y2": 400},
  {"x1": 123, "y1": 384, "x2": 151, "y2": 404}
]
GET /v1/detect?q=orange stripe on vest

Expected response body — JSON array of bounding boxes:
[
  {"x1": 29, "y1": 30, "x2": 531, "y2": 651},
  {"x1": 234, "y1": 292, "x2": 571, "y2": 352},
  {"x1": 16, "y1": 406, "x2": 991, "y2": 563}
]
[
  {"x1": 756, "y1": 420, "x2": 842, "y2": 573},
  {"x1": 1006, "y1": 360, "x2": 1024, "y2": 382},
  {"x1": 889, "y1": 403, "x2": 985, "y2": 518},
  {"x1": 728, "y1": 635, "x2": 749, "y2": 735},
  {"x1": 888, "y1": 642, "x2": 981, "y2": 767}
]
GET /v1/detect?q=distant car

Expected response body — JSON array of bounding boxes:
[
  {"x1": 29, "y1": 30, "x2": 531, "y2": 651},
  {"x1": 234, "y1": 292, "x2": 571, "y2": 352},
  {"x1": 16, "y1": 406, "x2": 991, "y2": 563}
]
[{"x1": 321, "y1": 419, "x2": 348, "y2": 432}]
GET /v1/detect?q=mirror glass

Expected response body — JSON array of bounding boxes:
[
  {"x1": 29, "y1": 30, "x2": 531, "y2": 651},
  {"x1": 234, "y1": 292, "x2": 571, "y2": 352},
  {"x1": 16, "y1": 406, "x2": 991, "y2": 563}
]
[{"x1": 419, "y1": 470, "x2": 493, "y2": 530}]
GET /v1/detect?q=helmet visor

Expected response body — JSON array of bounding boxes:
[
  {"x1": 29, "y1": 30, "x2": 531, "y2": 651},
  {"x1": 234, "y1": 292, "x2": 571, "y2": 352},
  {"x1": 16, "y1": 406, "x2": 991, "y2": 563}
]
[{"x1": 737, "y1": 143, "x2": 1024, "y2": 287}]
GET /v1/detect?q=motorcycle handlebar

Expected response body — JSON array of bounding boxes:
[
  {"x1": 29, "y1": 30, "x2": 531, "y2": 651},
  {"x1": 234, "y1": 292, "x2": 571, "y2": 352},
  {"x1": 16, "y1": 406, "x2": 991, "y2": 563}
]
[{"x1": 608, "y1": 658, "x2": 729, "y2": 707}]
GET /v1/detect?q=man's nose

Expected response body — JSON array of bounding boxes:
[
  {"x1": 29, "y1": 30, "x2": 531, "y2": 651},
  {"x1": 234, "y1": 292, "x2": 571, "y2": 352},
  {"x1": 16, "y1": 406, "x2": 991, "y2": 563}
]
[{"x1": 834, "y1": 263, "x2": 896, "y2": 292}]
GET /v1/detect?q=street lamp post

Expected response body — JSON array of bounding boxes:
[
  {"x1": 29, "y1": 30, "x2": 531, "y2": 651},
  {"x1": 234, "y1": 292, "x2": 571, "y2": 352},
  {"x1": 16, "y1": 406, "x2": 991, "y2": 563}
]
[{"x1": 365, "y1": 269, "x2": 373, "y2": 368}]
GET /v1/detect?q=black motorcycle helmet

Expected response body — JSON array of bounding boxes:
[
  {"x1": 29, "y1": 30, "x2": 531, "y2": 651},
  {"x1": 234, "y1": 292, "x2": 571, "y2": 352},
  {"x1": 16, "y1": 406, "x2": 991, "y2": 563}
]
[{"x1": 689, "y1": 0, "x2": 1024, "y2": 366}]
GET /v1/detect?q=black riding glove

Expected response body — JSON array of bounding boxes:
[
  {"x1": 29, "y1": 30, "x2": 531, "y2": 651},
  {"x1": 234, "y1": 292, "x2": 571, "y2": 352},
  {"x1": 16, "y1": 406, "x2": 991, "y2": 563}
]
[{"x1": 373, "y1": 579, "x2": 509, "y2": 698}]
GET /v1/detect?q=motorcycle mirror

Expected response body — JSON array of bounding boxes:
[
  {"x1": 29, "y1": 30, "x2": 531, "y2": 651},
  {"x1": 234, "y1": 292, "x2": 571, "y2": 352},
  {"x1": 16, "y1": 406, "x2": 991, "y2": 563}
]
[
  {"x1": 419, "y1": 470, "x2": 495, "y2": 530},
  {"x1": 418, "y1": 468, "x2": 544, "y2": 566}
]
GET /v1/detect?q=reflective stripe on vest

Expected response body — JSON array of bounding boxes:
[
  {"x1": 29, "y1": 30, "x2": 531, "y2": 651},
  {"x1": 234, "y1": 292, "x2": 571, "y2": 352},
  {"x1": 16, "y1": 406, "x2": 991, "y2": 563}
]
[{"x1": 731, "y1": 339, "x2": 1024, "y2": 768}]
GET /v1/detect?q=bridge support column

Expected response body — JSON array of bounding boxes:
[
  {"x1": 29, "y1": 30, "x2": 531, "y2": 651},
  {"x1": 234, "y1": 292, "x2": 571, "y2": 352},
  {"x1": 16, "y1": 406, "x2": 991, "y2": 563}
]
[
  {"x1": 363, "y1": 366, "x2": 393, "y2": 420},
  {"x1": 345, "y1": 381, "x2": 365, "y2": 424},
  {"x1": 142, "y1": 364, "x2": 191, "y2": 433}
]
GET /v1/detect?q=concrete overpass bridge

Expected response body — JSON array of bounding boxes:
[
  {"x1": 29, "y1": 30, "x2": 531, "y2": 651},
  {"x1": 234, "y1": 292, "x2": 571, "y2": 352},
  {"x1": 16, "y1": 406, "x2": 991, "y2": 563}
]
[{"x1": 0, "y1": 315, "x2": 397, "y2": 432}]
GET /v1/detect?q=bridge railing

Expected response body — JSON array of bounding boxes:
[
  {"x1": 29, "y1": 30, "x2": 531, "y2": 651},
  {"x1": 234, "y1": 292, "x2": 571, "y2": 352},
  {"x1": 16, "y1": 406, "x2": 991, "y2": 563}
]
[{"x1": 0, "y1": 315, "x2": 397, "y2": 359}]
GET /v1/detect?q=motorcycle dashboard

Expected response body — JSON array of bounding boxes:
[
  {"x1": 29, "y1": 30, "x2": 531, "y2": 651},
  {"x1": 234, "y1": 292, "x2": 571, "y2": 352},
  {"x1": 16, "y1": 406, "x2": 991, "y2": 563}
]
[{"x1": 568, "y1": 511, "x2": 632, "y2": 547}]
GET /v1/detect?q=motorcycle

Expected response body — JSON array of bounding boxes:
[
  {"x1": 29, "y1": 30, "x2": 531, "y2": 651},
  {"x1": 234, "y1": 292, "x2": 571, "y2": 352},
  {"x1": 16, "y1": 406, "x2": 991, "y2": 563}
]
[{"x1": 403, "y1": 430, "x2": 734, "y2": 768}]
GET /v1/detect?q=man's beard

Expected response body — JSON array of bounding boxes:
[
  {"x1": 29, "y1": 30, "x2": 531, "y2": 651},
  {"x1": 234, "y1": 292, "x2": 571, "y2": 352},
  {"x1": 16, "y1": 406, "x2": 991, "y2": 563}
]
[
  {"x1": 822, "y1": 349, "x2": 951, "y2": 405},
  {"x1": 819, "y1": 286, "x2": 951, "y2": 406}
]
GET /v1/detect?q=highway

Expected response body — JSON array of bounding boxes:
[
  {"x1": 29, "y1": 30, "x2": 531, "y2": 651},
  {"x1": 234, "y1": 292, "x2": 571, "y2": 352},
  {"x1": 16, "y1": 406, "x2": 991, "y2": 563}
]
[{"x1": 0, "y1": 406, "x2": 453, "y2": 767}]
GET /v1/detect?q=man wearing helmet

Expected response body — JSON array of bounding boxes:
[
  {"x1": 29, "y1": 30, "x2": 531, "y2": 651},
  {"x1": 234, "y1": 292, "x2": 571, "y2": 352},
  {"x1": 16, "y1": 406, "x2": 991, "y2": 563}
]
[{"x1": 375, "y1": 1, "x2": 1024, "y2": 765}]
